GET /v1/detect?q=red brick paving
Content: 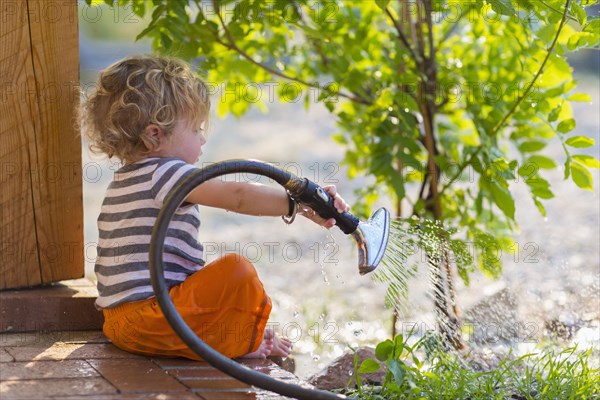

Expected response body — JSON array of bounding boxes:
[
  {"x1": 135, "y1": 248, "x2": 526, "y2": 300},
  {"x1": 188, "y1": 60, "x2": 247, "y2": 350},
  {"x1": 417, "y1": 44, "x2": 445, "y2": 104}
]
[
  {"x1": 0, "y1": 360, "x2": 98, "y2": 380},
  {"x1": 87, "y1": 359, "x2": 188, "y2": 393},
  {"x1": 0, "y1": 377, "x2": 116, "y2": 398},
  {"x1": 0, "y1": 331, "x2": 312, "y2": 399},
  {"x1": 196, "y1": 392, "x2": 258, "y2": 400},
  {"x1": 4, "y1": 343, "x2": 138, "y2": 362},
  {"x1": 0, "y1": 349, "x2": 15, "y2": 363}
]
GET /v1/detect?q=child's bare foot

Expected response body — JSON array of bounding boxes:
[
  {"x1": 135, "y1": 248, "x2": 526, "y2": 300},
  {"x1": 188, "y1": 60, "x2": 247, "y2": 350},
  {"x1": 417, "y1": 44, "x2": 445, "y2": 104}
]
[
  {"x1": 239, "y1": 336, "x2": 273, "y2": 359},
  {"x1": 238, "y1": 328, "x2": 292, "y2": 359},
  {"x1": 264, "y1": 328, "x2": 292, "y2": 357}
]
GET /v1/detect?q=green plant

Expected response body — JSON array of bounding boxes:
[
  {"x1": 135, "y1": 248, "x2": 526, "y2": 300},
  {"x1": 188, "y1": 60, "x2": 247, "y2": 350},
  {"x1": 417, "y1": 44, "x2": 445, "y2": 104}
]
[
  {"x1": 90, "y1": 0, "x2": 600, "y2": 344},
  {"x1": 349, "y1": 334, "x2": 600, "y2": 399}
]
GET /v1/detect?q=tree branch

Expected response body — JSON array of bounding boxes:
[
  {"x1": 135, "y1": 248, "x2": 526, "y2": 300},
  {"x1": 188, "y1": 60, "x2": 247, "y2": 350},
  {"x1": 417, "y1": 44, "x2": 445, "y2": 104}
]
[
  {"x1": 292, "y1": 1, "x2": 375, "y2": 103},
  {"x1": 385, "y1": 6, "x2": 422, "y2": 67},
  {"x1": 414, "y1": 2, "x2": 427, "y2": 67},
  {"x1": 438, "y1": 0, "x2": 573, "y2": 198},
  {"x1": 292, "y1": 1, "x2": 331, "y2": 68},
  {"x1": 438, "y1": 18, "x2": 462, "y2": 47},
  {"x1": 492, "y1": 0, "x2": 572, "y2": 135},
  {"x1": 538, "y1": 0, "x2": 578, "y2": 23},
  {"x1": 423, "y1": 0, "x2": 437, "y2": 94},
  {"x1": 211, "y1": 0, "x2": 372, "y2": 105}
]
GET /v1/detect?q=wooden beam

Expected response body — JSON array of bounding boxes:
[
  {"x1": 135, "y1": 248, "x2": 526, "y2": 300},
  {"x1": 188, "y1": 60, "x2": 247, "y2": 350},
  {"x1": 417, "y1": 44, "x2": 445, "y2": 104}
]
[
  {"x1": 0, "y1": 0, "x2": 43, "y2": 288},
  {"x1": 0, "y1": 0, "x2": 83, "y2": 289},
  {"x1": 26, "y1": 0, "x2": 83, "y2": 284}
]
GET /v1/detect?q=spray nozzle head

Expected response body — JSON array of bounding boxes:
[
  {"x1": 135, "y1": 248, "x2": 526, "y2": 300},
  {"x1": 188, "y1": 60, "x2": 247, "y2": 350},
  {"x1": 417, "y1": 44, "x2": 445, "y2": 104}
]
[
  {"x1": 284, "y1": 176, "x2": 390, "y2": 274},
  {"x1": 352, "y1": 207, "x2": 390, "y2": 275}
]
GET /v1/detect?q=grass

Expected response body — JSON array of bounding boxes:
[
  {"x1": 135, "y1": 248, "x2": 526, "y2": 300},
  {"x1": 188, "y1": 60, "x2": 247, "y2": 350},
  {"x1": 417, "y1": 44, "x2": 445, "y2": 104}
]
[{"x1": 342, "y1": 333, "x2": 600, "y2": 399}]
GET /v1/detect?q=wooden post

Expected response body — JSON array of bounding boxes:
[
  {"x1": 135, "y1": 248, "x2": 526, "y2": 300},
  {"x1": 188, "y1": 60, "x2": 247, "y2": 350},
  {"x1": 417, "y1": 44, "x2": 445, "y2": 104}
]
[{"x1": 0, "y1": 0, "x2": 83, "y2": 289}]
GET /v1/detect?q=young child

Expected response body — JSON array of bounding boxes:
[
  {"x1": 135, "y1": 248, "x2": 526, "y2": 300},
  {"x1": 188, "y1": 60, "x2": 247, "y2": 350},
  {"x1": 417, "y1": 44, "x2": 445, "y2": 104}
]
[{"x1": 80, "y1": 54, "x2": 349, "y2": 360}]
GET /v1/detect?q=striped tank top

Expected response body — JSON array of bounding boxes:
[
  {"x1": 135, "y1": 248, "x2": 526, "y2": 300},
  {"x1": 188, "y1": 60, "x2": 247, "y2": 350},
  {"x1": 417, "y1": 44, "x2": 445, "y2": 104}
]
[{"x1": 94, "y1": 157, "x2": 204, "y2": 309}]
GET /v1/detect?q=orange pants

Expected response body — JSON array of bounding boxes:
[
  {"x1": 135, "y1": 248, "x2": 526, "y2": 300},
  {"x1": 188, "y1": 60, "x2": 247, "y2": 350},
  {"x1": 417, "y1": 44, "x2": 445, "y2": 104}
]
[{"x1": 102, "y1": 254, "x2": 272, "y2": 359}]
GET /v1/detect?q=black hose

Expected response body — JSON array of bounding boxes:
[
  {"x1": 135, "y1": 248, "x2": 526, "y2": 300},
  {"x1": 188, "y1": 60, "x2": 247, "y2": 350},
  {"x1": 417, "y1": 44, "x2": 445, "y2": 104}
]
[{"x1": 149, "y1": 159, "x2": 346, "y2": 400}]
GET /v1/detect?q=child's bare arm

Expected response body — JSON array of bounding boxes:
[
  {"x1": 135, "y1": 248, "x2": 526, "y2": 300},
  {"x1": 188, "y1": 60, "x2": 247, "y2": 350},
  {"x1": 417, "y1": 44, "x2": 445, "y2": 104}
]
[
  {"x1": 186, "y1": 179, "x2": 290, "y2": 217},
  {"x1": 185, "y1": 178, "x2": 349, "y2": 228}
]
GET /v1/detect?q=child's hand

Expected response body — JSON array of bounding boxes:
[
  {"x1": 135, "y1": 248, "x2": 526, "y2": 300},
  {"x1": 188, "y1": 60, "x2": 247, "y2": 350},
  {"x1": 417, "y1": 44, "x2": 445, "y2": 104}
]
[{"x1": 300, "y1": 185, "x2": 350, "y2": 229}]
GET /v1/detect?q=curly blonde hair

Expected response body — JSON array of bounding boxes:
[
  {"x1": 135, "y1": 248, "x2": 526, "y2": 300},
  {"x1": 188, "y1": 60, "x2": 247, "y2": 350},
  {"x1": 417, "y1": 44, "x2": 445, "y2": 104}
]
[{"x1": 80, "y1": 54, "x2": 210, "y2": 163}]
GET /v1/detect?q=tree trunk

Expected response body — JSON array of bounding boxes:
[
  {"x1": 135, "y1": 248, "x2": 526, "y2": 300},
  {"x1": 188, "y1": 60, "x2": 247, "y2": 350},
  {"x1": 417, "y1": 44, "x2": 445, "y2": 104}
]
[{"x1": 417, "y1": 0, "x2": 464, "y2": 349}]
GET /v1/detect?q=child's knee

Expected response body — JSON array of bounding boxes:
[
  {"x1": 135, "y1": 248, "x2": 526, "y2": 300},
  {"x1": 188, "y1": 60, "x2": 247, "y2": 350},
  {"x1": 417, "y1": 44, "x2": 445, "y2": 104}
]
[{"x1": 219, "y1": 253, "x2": 258, "y2": 281}]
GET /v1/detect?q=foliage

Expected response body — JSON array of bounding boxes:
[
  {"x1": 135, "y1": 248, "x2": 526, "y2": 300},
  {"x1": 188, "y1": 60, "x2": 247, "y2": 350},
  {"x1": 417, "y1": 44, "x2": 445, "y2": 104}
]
[
  {"x1": 347, "y1": 333, "x2": 600, "y2": 399},
  {"x1": 88, "y1": 0, "x2": 600, "y2": 331}
]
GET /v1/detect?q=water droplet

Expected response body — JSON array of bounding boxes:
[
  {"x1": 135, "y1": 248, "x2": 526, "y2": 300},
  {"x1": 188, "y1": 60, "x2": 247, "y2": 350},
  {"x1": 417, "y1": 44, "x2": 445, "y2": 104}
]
[
  {"x1": 313, "y1": 355, "x2": 320, "y2": 362},
  {"x1": 319, "y1": 313, "x2": 325, "y2": 321},
  {"x1": 293, "y1": 310, "x2": 299, "y2": 318},
  {"x1": 348, "y1": 370, "x2": 354, "y2": 376},
  {"x1": 354, "y1": 329, "x2": 364, "y2": 337}
]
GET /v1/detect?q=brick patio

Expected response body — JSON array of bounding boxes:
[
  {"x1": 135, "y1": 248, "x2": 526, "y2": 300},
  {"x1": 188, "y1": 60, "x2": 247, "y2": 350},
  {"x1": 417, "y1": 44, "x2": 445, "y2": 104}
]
[
  {"x1": 0, "y1": 280, "x2": 318, "y2": 399},
  {"x1": 0, "y1": 331, "x2": 313, "y2": 399}
]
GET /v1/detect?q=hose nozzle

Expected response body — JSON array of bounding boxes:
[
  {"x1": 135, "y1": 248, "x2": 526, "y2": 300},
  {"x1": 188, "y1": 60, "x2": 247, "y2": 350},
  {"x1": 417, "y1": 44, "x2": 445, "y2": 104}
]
[
  {"x1": 285, "y1": 177, "x2": 390, "y2": 273},
  {"x1": 352, "y1": 207, "x2": 390, "y2": 274}
]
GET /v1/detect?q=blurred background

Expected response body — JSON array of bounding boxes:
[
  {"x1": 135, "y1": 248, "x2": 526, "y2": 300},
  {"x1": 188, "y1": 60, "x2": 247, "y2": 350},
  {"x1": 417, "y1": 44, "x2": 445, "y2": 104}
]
[{"x1": 79, "y1": 2, "x2": 599, "y2": 378}]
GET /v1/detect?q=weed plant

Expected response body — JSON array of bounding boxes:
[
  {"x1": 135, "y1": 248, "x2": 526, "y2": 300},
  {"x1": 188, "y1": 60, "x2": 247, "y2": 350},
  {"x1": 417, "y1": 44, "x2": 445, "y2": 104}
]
[{"x1": 344, "y1": 333, "x2": 599, "y2": 399}]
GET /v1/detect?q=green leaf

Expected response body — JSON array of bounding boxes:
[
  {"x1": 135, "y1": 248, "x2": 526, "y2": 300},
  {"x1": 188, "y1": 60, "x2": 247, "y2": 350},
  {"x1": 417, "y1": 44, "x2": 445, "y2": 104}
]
[
  {"x1": 376, "y1": 88, "x2": 394, "y2": 109},
  {"x1": 533, "y1": 197, "x2": 547, "y2": 217},
  {"x1": 489, "y1": 181, "x2": 516, "y2": 220},
  {"x1": 583, "y1": 19, "x2": 600, "y2": 34},
  {"x1": 557, "y1": 118, "x2": 576, "y2": 133},
  {"x1": 528, "y1": 155, "x2": 557, "y2": 169},
  {"x1": 566, "y1": 136, "x2": 595, "y2": 148},
  {"x1": 294, "y1": 23, "x2": 330, "y2": 40},
  {"x1": 573, "y1": 155, "x2": 600, "y2": 169},
  {"x1": 375, "y1": 0, "x2": 391, "y2": 10},
  {"x1": 571, "y1": 162, "x2": 594, "y2": 191},
  {"x1": 548, "y1": 104, "x2": 562, "y2": 122},
  {"x1": 131, "y1": 1, "x2": 146, "y2": 17},
  {"x1": 160, "y1": 32, "x2": 172, "y2": 49},
  {"x1": 568, "y1": 32, "x2": 597, "y2": 50},
  {"x1": 564, "y1": 158, "x2": 571, "y2": 179},
  {"x1": 572, "y1": 2, "x2": 587, "y2": 26},
  {"x1": 375, "y1": 340, "x2": 394, "y2": 362},
  {"x1": 357, "y1": 358, "x2": 381, "y2": 374},
  {"x1": 388, "y1": 359, "x2": 406, "y2": 385},
  {"x1": 532, "y1": 187, "x2": 554, "y2": 199},
  {"x1": 393, "y1": 334, "x2": 405, "y2": 357},
  {"x1": 488, "y1": 0, "x2": 517, "y2": 16},
  {"x1": 518, "y1": 141, "x2": 546, "y2": 153},
  {"x1": 567, "y1": 93, "x2": 592, "y2": 102},
  {"x1": 136, "y1": 24, "x2": 157, "y2": 41}
]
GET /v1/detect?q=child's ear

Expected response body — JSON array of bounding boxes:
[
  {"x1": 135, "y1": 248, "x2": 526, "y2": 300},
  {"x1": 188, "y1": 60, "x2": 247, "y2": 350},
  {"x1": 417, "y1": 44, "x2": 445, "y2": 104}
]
[{"x1": 141, "y1": 124, "x2": 165, "y2": 151}]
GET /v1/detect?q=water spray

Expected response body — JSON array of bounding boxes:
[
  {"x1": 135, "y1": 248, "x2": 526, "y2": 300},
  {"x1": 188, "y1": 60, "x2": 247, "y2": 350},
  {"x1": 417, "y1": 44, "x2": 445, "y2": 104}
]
[{"x1": 149, "y1": 159, "x2": 391, "y2": 399}]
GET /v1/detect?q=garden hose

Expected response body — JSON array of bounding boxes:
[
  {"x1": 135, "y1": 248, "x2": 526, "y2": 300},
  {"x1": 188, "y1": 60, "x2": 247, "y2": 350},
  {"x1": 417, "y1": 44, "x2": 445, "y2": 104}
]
[{"x1": 149, "y1": 159, "x2": 347, "y2": 400}]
